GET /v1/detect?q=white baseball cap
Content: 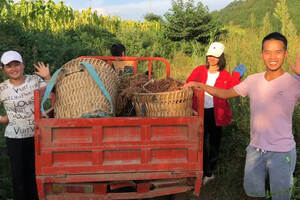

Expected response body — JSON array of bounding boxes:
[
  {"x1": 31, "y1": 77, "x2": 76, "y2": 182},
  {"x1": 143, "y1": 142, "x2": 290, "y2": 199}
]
[
  {"x1": 206, "y1": 42, "x2": 225, "y2": 57},
  {"x1": 1, "y1": 50, "x2": 23, "y2": 65}
]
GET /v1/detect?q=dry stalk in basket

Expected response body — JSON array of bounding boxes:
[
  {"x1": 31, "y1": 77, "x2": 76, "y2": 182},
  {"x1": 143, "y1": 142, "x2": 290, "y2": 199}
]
[
  {"x1": 116, "y1": 74, "x2": 186, "y2": 116},
  {"x1": 143, "y1": 79, "x2": 182, "y2": 93},
  {"x1": 116, "y1": 74, "x2": 149, "y2": 116}
]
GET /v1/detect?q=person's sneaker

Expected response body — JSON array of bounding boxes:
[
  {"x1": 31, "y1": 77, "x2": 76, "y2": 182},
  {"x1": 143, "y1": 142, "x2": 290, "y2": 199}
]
[{"x1": 203, "y1": 174, "x2": 215, "y2": 185}]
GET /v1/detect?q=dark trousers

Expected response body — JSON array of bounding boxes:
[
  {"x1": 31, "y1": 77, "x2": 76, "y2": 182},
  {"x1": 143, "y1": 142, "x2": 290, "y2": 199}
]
[
  {"x1": 6, "y1": 137, "x2": 39, "y2": 200},
  {"x1": 203, "y1": 108, "x2": 223, "y2": 177}
]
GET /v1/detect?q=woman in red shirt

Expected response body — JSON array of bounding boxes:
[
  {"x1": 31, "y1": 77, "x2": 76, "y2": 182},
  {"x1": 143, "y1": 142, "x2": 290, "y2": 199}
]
[{"x1": 185, "y1": 42, "x2": 245, "y2": 185}]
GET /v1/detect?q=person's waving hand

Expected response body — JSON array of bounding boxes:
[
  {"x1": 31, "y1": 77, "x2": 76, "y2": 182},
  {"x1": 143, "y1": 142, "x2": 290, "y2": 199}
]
[
  {"x1": 34, "y1": 61, "x2": 51, "y2": 81},
  {"x1": 290, "y1": 53, "x2": 300, "y2": 76}
]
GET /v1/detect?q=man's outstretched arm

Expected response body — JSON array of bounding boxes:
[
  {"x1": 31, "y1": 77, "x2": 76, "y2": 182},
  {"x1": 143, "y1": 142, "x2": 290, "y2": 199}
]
[{"x1": 183, "y1": 82, "x2": 240, "y2": 99}]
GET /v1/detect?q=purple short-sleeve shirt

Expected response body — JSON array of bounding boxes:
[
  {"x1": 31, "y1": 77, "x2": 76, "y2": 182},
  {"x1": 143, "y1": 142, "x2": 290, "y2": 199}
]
[{"x1": 234, "y1": 72, "x2": 300, "y2": 152}]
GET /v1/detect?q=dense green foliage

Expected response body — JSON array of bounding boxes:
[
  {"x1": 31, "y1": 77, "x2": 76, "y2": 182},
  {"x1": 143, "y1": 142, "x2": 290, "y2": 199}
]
[
  {"x1": 164, "y1": 0, "x2": 223, "y2": 44},
  {"x1": 216, "y1": 0, "x2": 300, "y2": 32},
  {"x1": 144, "y1": 13, "x2": 163, "y2": 22},
  {"x1": 0, "y1": 0, "x2": 299, "y2": 199},
  {"x1": 0, "y1": 22, "x2": 119, "y2": 77}
]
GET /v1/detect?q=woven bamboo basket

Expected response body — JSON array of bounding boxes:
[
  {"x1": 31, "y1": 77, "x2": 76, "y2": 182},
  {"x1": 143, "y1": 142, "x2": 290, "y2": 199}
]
[
  {"x1": 132, "y1": 88, "x2": 193, "y2": 117},
  {"x1": 54, "y1": 58, "x2": 119, "y2": 118}
]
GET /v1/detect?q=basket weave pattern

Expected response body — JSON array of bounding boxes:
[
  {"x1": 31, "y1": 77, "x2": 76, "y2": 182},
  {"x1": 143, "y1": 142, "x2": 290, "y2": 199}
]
[
  {"x1": 132, "y1": 88, "x2": 193, "y2": 117},
  {"x1": 54, "y1": 58, "x2": 119, "y2": 118}
]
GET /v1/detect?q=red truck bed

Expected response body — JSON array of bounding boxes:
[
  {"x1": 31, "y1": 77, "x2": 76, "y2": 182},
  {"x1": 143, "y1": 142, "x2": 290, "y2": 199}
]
[{"x1": 34, "y1": 57, "x2": 204, "y2": 200}]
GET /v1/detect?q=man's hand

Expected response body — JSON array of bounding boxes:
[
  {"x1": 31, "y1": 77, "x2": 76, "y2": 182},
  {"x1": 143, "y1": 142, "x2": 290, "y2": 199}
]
[
  {"x1": 183, "y1": 81, "x2": 239, "y2": 99},
  {"x1": 183, "y1": 81, "x2": 202, "y2": 89},
  {"x1": 34, "y1": 62, "x2": 51, "y2": 81},
  {"x1": 233, "y1": 64, "x2": 246, "y2": 78},
  {"x1": 290, "y1": 53, "x2": 300, "y2": 76}
]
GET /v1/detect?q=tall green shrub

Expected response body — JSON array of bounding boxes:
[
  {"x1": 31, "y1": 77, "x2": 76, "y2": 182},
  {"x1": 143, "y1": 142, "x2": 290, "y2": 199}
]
[{"x1": 164, "y1": 0, "x2": 223, "y2": 44}]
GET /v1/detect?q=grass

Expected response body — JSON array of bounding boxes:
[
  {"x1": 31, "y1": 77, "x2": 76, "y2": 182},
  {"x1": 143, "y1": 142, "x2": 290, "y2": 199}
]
[
  {"x1": 197, "y1": 98, "x2": 250, "y2": 200},
  {"x1": 0, "y1": 135, "x2": 12, "y2": 199}
]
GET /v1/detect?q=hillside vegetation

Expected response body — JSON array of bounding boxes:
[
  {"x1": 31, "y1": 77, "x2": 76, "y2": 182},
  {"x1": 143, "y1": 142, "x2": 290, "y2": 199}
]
[{"x1": 216, "y1": 0, "x2": 300, "y2": 32}]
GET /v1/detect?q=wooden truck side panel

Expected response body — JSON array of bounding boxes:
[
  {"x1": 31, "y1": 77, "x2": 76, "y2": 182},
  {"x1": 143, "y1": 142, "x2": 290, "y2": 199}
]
[{"x1": 36, "y1": 117, "x2": 203, "y2": 175}]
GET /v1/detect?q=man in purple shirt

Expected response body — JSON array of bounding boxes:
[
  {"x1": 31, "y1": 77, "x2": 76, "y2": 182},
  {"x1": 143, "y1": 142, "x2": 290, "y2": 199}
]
[{"x1": 184, "y1": 32, "x2": 300, "y2": 200}]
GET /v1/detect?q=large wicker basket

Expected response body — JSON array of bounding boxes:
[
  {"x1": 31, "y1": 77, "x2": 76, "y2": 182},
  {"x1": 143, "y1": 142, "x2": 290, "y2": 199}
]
[
  {"x1": 132, "y1": 88, "x2": 193, "y2": 117},
  {"x1": 54, "y1": 58, "x2": 119, "y2": 118}
]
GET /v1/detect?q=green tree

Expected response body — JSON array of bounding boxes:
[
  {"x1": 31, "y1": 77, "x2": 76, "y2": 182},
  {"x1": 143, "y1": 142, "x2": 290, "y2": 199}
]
[
  {"x1": 164, "y1": 0, "x2": 223, "y2": 44},
  {"x1": 273, "y1": 0, "x2": 296, "y2": 36},
  {"x1": 273, "y1": 0, "x2": 297, "y2": 56},
  {"x1": 250, "y1": 12, "x2": 255, "y2": 29},
  {"x1": 144, "y1": 13, "x2": 163, "y2": 22},
  {"x1": 273, "y1": 0, "x2": 288, "y2": 34},
  {"x1": 0, "y1": 0, "x2": 12, "y2": 8},
  {"x1": 260, "y1": 12, "x2": 272, "y2": 37},
  {"x1": 285, "y1": 19, "x2": 297, "y2": 41}
]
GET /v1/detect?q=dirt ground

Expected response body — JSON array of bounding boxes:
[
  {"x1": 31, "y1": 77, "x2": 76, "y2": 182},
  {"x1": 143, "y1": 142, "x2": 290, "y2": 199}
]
[{"x1": 141, "y1": 190, "x2": 211, "y2": 200}]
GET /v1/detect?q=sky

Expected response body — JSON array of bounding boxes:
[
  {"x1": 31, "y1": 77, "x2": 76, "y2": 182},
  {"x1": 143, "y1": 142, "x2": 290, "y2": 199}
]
[{"x1": 53, "y1": 0, "x2": 235, "y2": 21}]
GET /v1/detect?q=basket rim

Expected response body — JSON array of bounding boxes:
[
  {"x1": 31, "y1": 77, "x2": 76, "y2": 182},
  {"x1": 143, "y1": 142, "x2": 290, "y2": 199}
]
[{"x1": 132, "y1": 87, "x2": 192, "y2": 96}]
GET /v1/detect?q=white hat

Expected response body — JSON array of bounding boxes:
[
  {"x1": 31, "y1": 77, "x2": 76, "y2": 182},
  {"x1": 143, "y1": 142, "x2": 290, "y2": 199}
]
[
  {"x1": 206, "y1": 42, "x2": 225, "y2": 57},
  {"x1": 1, "y1": 50, "x2": 23, "y2": 65}
]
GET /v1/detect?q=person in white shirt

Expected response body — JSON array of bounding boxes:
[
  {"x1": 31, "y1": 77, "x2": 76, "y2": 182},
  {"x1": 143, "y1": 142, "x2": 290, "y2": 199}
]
[
  {"x1": 186, "y1": 42, "x2": 246, "y2": 185},
  {"x1": 0, "y1": 50, "x2": 50, "y2": 200}
]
